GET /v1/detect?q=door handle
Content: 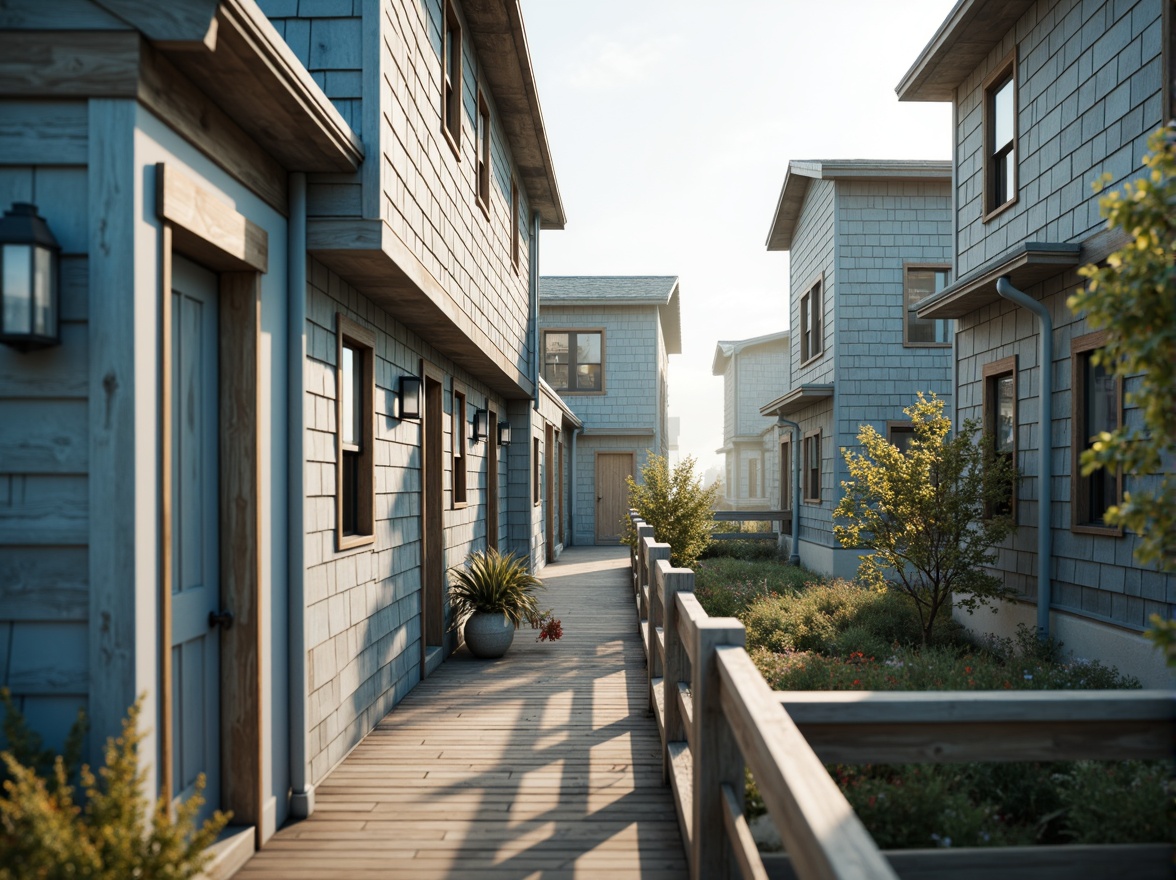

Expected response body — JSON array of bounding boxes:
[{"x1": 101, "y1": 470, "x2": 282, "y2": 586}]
[
  {"x1": 597, "y1": 496, "x2": 602, "y2": 502},
  {"x1": 209, "y1": 610, "x2": 234, "y2": 630}
]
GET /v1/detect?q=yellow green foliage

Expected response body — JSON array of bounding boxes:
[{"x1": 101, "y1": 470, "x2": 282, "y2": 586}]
[
  {"x1": 622, "y1": 453, "x2": 720, "y2": 569},
  {"x1": 0, "y1": 692, "x2": 230, "y2": 880},
  {"x1": 833, "y1": 393, "x2": 1016, "y2": 643}
]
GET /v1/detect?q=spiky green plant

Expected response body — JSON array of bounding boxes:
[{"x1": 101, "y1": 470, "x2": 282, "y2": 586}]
[{"x1": 448, "y1": 548, "x2": 544, "y2": 628}]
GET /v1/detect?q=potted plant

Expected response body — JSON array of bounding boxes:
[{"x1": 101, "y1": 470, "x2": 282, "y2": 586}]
[{"x1": 448, "y1": 548, "x2": 544, "y2": 658}]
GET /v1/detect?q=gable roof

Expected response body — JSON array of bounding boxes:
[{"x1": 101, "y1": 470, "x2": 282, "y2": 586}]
[
  {"x1": 711, "y1": 330, "x2": 789, "y2": 375},
  {"x1": 765, "y1": 159, "x2": 952, "y2": 251},
  {"x1": 896, "y1": 0, "x2": 1037, "y2": 102},
  {"x1": 539, "y1": 276, "x2": 682, "y2": 354}
]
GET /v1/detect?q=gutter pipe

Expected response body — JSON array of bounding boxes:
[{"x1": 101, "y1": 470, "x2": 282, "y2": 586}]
[
  {"x1": 995, "y1": 276, "x2": 1052, "y2": 641},
  {"x1": 775, "y1": 415, "x2": 802, "y2": 566},
  {"x1": 529, "y1": 211, "x2": 541, "y2": 411},
  {"x1": 287, "y1": 172, "x2": 312, "y2": 818}
]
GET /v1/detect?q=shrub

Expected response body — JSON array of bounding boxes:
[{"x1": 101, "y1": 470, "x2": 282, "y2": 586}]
[
  {"x1": 693, "y1": 558, "x2": 819, "y2": 618},
  {"x1": 834, "y1": 393, "x2": 1017, "y2": 643},
  {"x1": 701, "y1": 538, "x2": 779, "y2": 561},
  {"x1": 622, "y1": 454, "x2": 720, "y2": 569},
  {"x1": 1056, "y1": 760, "x2": 1175, "y2": 844},
  {"x1": 0, "y1": 694, "x2": 229, "y2": 880},
  {"x1": 742, "y1": 579, "x2": 924, "y2": 655}
]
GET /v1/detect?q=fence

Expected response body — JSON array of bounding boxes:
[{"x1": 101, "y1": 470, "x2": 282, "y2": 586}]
[
  {"x1": 629, "y1": 510, "x2": 1175, "y2": 880},
  {"x1": 711, "y1": 509, "x2": 792, "y2": 543}
]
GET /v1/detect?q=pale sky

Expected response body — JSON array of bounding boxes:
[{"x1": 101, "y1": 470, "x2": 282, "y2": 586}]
[{"x1": 521, "y1": 0, "x2": 959, "y2": 476}]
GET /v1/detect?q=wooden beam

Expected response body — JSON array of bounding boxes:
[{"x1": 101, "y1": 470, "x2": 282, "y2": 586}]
[
  {"x1": 779, "y1": 690, "x2": 1176, "y2": 764},
  {"x1": 156, "y1": 163, "x2": 269, "y2": 273},
  {"x1": 0, "y1": 30, "x2": 139, "y2": 97},
  {"x1": 218, "y1": 271, "x2": 263, "y2": 841},
  {"x1": 91, "y1": 0, "x2": 220, "y2": 48},
  {"x1": 140, "y1": 46, "x2": 287, "y2": 215},
  {"x1": 763, "y1": 843, "x2": 1174, "y2": 880}
]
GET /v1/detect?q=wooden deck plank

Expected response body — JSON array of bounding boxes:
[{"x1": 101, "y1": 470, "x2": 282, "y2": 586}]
[{"x1": 234, "y1": 546, "x2": 687, "y2": 879}]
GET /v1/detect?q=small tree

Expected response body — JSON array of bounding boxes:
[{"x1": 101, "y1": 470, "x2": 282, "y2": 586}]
[
  {"x1": 1068, "y1": 125, "x2": 1176, "y2": 666},
  {"x1": 833, "y1": 393, "x2": 1017, "y2": 644},
  {"x1": 622, "y1": 453, "x2": 720, "y2": 569}
]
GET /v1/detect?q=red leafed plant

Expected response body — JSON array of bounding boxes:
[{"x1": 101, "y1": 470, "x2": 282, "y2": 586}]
[{"x1": 529, "y1": 609, "x2": 563, "y2": 642}]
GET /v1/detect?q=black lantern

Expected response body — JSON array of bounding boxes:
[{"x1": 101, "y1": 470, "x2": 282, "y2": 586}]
[
  {"x1": 0, "y1": 203, "x2": 60, "y2": 351},
  {"x1": 497, "y1": 420, "x2": 512, "y2": 446},
  {"x1": 398, "y1": 375, "x2": 422, "y2": 420},
  {"x1": 472, "y1": 409, "x2": 489, "y2": 443}
]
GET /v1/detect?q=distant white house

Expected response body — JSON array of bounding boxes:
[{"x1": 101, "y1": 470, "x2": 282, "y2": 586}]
[
  {"x1": 762, "y1": 160, "x2": 955, "y2": 577},
  {"x1": 538, "y1": 276, "x2": 681, "y2": 546},
  {"x1": 711, "y1": 332, "x2": 790, "y2": 510}
]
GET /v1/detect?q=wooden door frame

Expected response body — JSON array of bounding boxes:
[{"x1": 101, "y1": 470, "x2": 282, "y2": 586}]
[
  {"x1": 594, "y1": 451, "x2": 636, "y2": 545},
  {"x1": 486, "y1": 407, "x2": 499, "y2": 551},
  {"x1": 157, "y1": 163, "x2": 267, "y2": 841},
  {"x1": 544, "y1": 424, "x2": 555, "y2": 562},
  {"x1": 420, "y1": 361, "x2": 446, "y2": 677}
]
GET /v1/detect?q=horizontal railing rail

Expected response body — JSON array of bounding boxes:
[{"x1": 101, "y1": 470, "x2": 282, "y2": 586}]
[
  {"x1": 628, "y1": 509, "x2": 1176, "y2": 880},
  {"x1": 711, "y1": 509, "x2": 791, "y2": 542}
]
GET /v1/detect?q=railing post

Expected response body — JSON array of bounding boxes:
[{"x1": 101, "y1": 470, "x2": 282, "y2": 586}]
[
  {"x1": 629, "y1": 510, "x2": 643, "y2": 590},
  {"x1": 660, "y1": 563, "x2": 692, "y2": 783},
  {"x1": 645, "y1": 543, "x2": 671, "y2": 709},
  {"x1": 636, "y1": 523, "x2": 654, "y2": 604},
  {"x1": 692, "y1": 618, "x2": 746, "y2": 880}
]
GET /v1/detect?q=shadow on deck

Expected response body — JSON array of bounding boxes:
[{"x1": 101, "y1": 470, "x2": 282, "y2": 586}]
[{"x1": 234, "y1": 546, "x2": 687, "y2": 880}]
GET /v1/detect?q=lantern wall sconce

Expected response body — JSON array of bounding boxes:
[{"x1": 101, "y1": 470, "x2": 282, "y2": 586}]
[
  {"x1": 472, "y1": 409, "x2": 489, "y2": 443},
  {"x1": 398, "y1": 375, "x2": 422, "y2": 420},
  {"x1": 497, "y1": 421, "x2": 512, "y2": 446},
  {"x1": 0, "y1": 203, "x2": 60, "y2": 352}
]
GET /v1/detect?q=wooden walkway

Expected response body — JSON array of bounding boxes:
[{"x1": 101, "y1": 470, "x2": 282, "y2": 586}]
[{"x1": 235, "y1": 546, "x2": 687, "y2": 880}]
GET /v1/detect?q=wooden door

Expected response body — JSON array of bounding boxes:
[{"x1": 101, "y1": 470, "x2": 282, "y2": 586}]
[
  {"x1": 595, "y1": 453, "x2": 633, "y2": 545},
  {"x1": 422, "y1": 372, "x2": 444, "y2": 671},
  {"x1": 170, "y1": 256, "x2": 221, "y2": 827}
]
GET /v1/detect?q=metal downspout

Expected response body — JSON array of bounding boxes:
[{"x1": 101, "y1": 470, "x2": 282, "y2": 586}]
[
  {"x1": 287, "y1": 172, "x2": 312, "y2": 818},
  {"x1": 529, "y1": 211, "x2": 541, "y2": 411},
  {"x1": 995, "y1": 276, "x2": 1052, "y2": 640},
  {"x1": 776, "y1": 416, "x2": 802, "y2": 566}
]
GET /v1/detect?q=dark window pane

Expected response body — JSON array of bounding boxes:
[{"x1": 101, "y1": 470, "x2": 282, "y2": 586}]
[
  {"x1": 1083, "y1": 355, "x2": 1119, "y2": 523},
  {"x1": 342, "y1": 450, "x2": 359, "y2": 535},
  {"x1": 575, "y1": 364, "x2": 600, "y2": 390},
  {"x1": 995, "y1": 375, "x2": 1015, "y2": 454},
  {"x1": 890, "y1": 426, "x2": 916, "y2": 452}
]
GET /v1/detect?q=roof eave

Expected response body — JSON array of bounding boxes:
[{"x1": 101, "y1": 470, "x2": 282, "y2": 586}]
[{"x1": 759, "y1": 384, "x2": 835, "y2": 418}]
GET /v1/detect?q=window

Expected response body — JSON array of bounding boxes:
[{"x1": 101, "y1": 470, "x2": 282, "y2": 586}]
[
  {"x1": 983, "y1": 49, "x2": 1017, "y2": 218},
  {"x1": 888, "y1": 422, "x2": 916, "y2": 453},
  {"x1": 336, "y1": 315, "x2": 375, "y2": 549},
  {"x1": 904, "y1": 265, "x2": 952, "y2": 346},
  {"x1": 780, "y1": 438, "x2": 792, "y2": 510},
  {"x1": 543, "y1": 330, "x2": 603, "y2": 392},
  {"x1": 748, "y1": 458, "x2": 759, "y2": 499},
  {"x1": 533, "y1": 436, "x2": 540, "y2": 506},
  {"x1": 1072, "y1": 331, "x2": 1122, "y2": 532},
  {"x1": 452, "y1": 388, "x2": 467, "y2": 506},
  {"x1": 476, "y1": 90, "x2": 491, "y2": 218},
  {"x1": 800, "y1": 277, "x2": 823, "y2": 363},
  {"x1": 441, "y1": 0, "x2": 462, "y2": 157},
  {"x1": 510, "y1": 177, "x2": 520, "y2": 272},
  {"x1": 983, "y1": 356, "x2": 1017, "y2": 518},
  {"x1": 803, "y1": 430, "x2": 821, "y2": 503}
]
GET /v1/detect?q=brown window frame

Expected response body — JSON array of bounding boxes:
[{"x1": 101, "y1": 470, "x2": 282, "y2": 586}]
[
  {"x1": 441, "y1": 0, "x2": 462, "y2": 160},
  {"x1": 779, "y1": 436, "x2": 792, "y2": 510},
  {"x1": 335, "y1": 314, "x2": 376, "y2": 550},
  {"x1": 799, "y1": 275, "x2": 824, "y2": 365},
  {"x1": 982, "y1": 48, "x2": 1018, "y2": 221},
  {"x1": 542, "y1": 328, "x2": 606, "y2": 394},
  {"x1": 903, "y1": 264, "x2": 953, "y2": 347},
  {"x1": 452, "y1": 386, "x2": 468, "y2": 507},
  {"x1": 533, "y1": 435, "x2": 540, "y2": 506},
  {"x1": 1071, "y1": 330, "x2": 1123, "y2": 535},
  {"x1": 803, "y1": 429, "x2": 822, "y2": 504},
  {"x1": 983, "y1": 356, "x2": 1018, "y2": 520},
  {"x1": 510, "y1": 177, "x2": 520, "y2": 273},
  {"x1": 475, "y1": 90, "x2": 491, "y2": 219}
]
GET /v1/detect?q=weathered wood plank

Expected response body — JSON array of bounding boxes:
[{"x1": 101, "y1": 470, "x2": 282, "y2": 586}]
[
  {"x1": 0, "y1": 321, "x2": 89, "y2": 398},
  {"x1": 0, "y1": 30, "x2": 139, "y2": 97},
  {"x1": 157, "y1": 163, "x2": 269, "y2": 272},
  {"x1": 0, "y1": 0, "x2": 126, "y2": 29},
  {"x1": 0, "y1": 399, "x2": 88, "y2": 474},
  {"x1": 0, "y1": 546, "x2": 87, "y2": 621},
  {"x1": 0, "y1": 474, "x2": 87, "y2": 545},
  {"x1": 0, "y1": 100, "x2": 87, "y2": 164},
  {"x1": 6, "y1": 621, "x2": 88, "y2": 694}
]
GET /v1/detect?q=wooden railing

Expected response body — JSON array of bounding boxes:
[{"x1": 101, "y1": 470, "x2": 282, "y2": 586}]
[
  {"x1": 711, "y1": 509, "x2": 791, "y2": 542},
  {"x1": 628, "y1": 511, "x2": 1176, "y2": 880}
]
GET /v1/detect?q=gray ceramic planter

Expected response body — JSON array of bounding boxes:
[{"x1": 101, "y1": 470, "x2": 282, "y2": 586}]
[{"x1": 463, "y1": 611, "x2": 515, "y2": 659}]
